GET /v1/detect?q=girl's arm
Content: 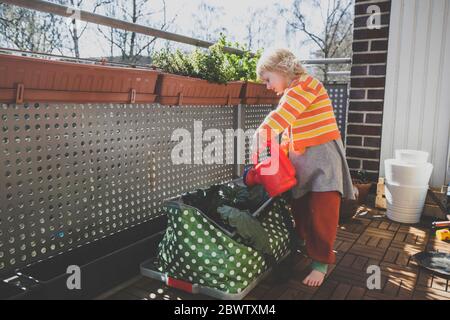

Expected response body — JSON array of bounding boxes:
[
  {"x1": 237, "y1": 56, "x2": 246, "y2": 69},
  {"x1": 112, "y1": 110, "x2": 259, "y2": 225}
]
[{"x1": 254, "y1": 84, "x2": 317, "y2": 149}]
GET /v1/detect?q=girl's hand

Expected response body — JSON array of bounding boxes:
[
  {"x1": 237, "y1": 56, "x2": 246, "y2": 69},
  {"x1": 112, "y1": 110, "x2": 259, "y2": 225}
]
[{"x1": 251, "y1": 129, "x2": 269, "y2": 158}]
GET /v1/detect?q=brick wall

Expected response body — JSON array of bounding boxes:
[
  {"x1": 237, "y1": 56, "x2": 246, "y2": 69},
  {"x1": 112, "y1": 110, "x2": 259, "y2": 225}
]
[{"x1": 346, "y1": 0, "x2": 392, "y2": 181}]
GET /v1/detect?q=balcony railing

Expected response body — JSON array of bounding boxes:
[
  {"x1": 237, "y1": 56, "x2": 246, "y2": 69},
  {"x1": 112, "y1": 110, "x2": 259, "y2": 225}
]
[{"x1": 0, "y1": 0, "x2": 353, "y2": 300}]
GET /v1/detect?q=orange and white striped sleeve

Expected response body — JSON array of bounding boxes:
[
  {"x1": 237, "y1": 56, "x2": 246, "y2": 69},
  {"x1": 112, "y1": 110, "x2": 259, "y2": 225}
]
[{"x1": 257, "y1": 84, "x2": 317, "y2": 141}]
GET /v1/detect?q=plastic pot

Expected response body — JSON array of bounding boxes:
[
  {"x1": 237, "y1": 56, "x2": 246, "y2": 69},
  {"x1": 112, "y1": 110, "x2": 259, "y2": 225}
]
[
  {"x1": 386, "y1": 208, "x2": 422, "y2": 224},
  {"x1": 395, "y1": 149, "x2": 429, "y2": 164},
  {"x1": 384, "y1": 159, "x2": 433, "y2": 186},
  {"x1": 385, "y1": 181, "x2": 428, "y2": 208}
]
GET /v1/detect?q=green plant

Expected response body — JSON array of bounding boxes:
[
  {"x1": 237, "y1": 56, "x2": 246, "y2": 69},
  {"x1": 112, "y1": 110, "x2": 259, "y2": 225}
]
[
  {"x1": 193, "y1": 39, "x2": 233, "y2": 84},
  {"x1": 216, "y1": 34, "x2": 262, "y2": 82},
  {"x1": 151, "y1": 34, "x2": 262, "y2": 84},
  {"x1": 152, "y1": 48, "x2": 197, "y2": 77}
]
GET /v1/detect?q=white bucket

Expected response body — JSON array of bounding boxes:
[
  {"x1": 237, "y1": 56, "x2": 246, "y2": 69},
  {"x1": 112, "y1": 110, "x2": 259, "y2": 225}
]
[
  {"x1": 387, "y1": 201, "x2": 425, "y2": 214},
  {"x1": 386, "y1": 204, "x2": 422, "y2": 222},
  {"x1": 386, "y1": 209, "x2": 421, "y2": 224},
  {"x1": 395, "y1": 149, "x2": 429, "y2": 164},
  {"x1": 384, "y1": 159, "x2": 433, "y2": 186},
  {"x1": 385, "y1": 181, "x2": 428, "y2": 207}
]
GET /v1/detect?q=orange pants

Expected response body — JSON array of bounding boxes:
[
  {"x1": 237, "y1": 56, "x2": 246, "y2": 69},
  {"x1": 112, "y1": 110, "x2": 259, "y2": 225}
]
[{"x1": 290, "y1": 191, "x2": 341, "y2": 265}]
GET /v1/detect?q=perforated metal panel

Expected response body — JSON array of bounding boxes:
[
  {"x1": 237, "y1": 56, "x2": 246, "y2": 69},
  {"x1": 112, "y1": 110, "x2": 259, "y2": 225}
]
[
  {"x1": 242, "y1": 104, "x2": 275, "y2": 164},
  {"x1": 0, "y1": 83, "x2": 348, "y2": 276},
  {"x1": 0, "y1": 102, "x2": 235, "y2": 275},
  {"x1": 325, "y1": 83, "x2": 348, "y2": 143}
]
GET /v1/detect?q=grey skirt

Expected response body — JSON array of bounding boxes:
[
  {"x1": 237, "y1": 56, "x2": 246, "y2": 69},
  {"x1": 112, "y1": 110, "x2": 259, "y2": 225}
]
[{"x1": 288, "y1": 138, "x2": 355, "y2": 200}]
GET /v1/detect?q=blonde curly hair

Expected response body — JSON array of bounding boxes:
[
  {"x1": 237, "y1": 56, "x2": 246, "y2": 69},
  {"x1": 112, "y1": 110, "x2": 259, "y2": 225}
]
[{"x1": 256, "y1": 48, "x2": 306, "y2": 81}]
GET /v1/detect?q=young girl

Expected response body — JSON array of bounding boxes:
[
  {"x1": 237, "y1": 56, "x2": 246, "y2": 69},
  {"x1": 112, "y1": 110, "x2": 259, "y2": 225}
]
[{"x1": 254, "y1": 48, "x2": 355, "y2": 287}]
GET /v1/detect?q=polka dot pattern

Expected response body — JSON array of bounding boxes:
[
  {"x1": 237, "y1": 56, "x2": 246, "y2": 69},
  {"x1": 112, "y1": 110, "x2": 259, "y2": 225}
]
[{"x1": 156, "y1": 197, "x2": 292, "y2": 294}]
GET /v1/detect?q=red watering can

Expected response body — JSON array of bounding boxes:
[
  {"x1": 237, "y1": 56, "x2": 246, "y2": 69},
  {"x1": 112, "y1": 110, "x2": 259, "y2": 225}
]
[{"x1": 243, "y1": 141, "x2": 297, "y2": 197}]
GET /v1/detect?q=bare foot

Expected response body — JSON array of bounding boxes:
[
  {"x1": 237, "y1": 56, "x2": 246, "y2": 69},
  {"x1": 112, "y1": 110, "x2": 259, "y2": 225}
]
[{"x1": 302, "y1": 269, "x2": 326, "y2": 287}]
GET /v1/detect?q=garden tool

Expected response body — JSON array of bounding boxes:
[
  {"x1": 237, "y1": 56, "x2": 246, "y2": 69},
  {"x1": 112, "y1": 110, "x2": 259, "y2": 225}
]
[{"x1": 243, "y1": 141, "x2": 297, "y2": 197}]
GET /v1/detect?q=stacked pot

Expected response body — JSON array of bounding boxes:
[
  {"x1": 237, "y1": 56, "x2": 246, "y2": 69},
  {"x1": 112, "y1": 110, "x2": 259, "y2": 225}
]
[{"x1": 384, "y1": 150, "x2": 433, "y2": 224}]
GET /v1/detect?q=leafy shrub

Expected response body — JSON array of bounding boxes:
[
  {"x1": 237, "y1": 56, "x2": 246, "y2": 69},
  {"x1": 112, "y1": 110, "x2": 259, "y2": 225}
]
[
  {"x1": 217, "y1": 35, "x2": 262, "y2": 82},
  {"x1": 151, "y1": 34, "x2": 262, "y2": 84},
  {"x1": 151, "y1": 48, "x2": 197, "y2": 77}
]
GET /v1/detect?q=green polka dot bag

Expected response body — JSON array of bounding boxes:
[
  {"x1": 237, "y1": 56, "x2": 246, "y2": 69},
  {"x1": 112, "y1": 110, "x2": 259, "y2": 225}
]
[{"x1": 146, "y1": 185, "x2": 294, "y2": 299}]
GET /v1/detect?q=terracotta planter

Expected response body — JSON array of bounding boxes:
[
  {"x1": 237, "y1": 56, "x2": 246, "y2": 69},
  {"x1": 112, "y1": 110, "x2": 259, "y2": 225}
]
[
  {"x1": 340, "y1": 185, "x2": 359, "y2": 221},
  {"x1": 155, "y1": 73, "x2": 243, "y2": 106},
  {"x1": 0, "y1": 54, "x2": 159, "y2": 104},
  {"x1": 353, "y1": 181, "x2": 373, "y2": 205},
  {"x1": 240, "y1": 81, "x2": 280, "y2": 105}
]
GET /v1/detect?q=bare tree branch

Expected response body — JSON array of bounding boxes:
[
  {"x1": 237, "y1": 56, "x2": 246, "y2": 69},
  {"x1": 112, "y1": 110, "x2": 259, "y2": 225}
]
[
  {"x1": 327, "y1": 0, "x2": 352, "y2": 50},
  {"x1": 329, "y1": 20, "x2": 353, "y2": 57},
  {"x1": 97, "y1": 0, "x2": 177, "y2": 63},
  {"x1": 0, "y1": 4, "x2": 63, "y2": 53},
  {"x1": 281, "y1": 0, "x2": 353, "y2": 82}
]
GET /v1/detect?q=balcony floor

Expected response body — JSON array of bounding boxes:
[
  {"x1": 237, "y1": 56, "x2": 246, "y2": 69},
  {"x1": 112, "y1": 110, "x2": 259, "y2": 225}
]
[{"x1": 98, "y1": 206, "x2": 450, "y2": 300}]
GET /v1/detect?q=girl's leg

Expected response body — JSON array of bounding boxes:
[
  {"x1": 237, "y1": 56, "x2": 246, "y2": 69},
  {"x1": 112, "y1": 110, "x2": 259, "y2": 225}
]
[
  {"x1": 303, "y1": 191, "x2": 341, "y2": 287},
  {"x1": 306, "y1": 191, "x2": 340, "y2": 264},
  {"x1": 290, "y1": 192, "x2": 311, "y2": 244},
  {"x1": 272, "y1": 193, "x2": 310, "y2": 283}
]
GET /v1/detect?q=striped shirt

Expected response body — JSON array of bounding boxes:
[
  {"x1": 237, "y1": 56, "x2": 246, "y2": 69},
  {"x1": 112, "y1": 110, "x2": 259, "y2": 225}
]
[{"x1": 258, "y1": 73, "x2": 341, "y2": 154}]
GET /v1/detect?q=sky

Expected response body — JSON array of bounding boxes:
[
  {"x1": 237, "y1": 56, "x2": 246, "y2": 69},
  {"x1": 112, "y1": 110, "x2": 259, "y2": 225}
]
[{"x1": 69, "y1": 0, "x2": 326, "y2": 60}]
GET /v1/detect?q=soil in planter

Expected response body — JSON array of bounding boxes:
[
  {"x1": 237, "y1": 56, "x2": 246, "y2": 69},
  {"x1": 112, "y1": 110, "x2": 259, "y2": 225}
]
[{"x1": 180, "y1": 182, "x2": 269, "y2": 233}]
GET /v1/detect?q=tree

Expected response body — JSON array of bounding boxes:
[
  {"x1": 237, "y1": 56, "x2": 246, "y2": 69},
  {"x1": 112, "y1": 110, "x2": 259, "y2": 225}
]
[
  {"x1": 0, "y1": 3, "x2": 64, "y2": 53},
  {"x1": 55, "y1": 0, "x2": 111, "y2": 58},
  {"x1": 191, "y1": 2, "x2": 227, "y2": 43},
  {"x1": 279, "y1": 0, "x2": 353, "y2": 83},
  {"x1": 243, "y1": 7, "x2": 276, "y2": 51},
  {"x1": 97, "y1": 0, "x2": 177, "y2": 64}
]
